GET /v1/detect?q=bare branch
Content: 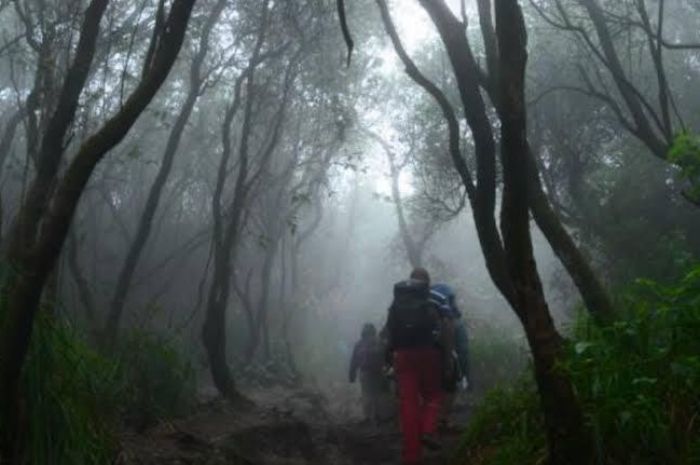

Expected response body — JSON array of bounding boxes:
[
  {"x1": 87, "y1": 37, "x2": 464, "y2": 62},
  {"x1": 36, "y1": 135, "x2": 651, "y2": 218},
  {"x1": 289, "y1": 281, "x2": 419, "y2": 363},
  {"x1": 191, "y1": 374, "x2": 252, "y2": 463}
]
[{"x1": 375, "y1": 0, "x2": 476, "y2": 201}]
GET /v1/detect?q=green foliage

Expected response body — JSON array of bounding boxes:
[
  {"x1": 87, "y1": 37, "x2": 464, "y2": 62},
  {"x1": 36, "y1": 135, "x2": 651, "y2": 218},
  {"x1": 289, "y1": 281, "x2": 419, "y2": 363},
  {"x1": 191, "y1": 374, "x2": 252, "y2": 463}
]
[
  {"x1": 0, "y1": 314, "x2": 197, "y2": 464},
  {"x1": 453, "y1": 265, "x2": 700, "y2": 465},
  {"x1": 14, "y1": 315, "x2": 121, "y2": 465},
  {"x1": 467, "y1": 323, "x2": 529, "y2": 394},
  {"x1": 565, "y1": 266, "x2": 700, "y2": 464},
  {"x1": 560, "y1": 138, "x2": 700, "y2": 286},
  {"x1": 452, "y1": 376, "x2": 545, "y2": 465},
  {"x1": 114, "y1": 331, "x2": 197, "y2": 431},
  {"x1": 669, "y1": 132, "x2": 700, "y2": 203}
]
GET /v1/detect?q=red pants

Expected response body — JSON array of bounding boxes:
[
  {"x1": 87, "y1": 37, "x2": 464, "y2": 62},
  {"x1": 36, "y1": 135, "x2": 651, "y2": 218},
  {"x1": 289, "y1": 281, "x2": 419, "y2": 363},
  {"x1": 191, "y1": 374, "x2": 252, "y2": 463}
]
[{"x1": 394, "y1": 347, "x2": 443, "y2": 464}]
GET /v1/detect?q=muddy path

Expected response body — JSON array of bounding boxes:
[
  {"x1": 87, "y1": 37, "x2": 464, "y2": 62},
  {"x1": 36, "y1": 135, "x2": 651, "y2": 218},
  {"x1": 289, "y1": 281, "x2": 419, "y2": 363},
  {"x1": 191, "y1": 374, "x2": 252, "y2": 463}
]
[{"x1": 117, "y1": 388, "x2": 470, "y2": 465}]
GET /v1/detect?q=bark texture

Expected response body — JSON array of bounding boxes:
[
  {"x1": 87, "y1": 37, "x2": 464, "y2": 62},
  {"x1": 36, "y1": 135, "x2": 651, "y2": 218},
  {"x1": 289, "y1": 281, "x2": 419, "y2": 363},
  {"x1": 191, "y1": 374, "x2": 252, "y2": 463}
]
[{"x1": 495, "y1": 1, "x2": 592, "y2": 461}]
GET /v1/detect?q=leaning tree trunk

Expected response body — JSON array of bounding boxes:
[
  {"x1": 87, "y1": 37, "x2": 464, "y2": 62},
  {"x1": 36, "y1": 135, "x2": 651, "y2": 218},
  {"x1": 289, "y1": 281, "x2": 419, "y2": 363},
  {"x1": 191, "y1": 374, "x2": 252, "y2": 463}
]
[
  {"x1": 0, "y1": 0, "x2": 196, "y2": 459},
  {"x1": 471, "y1": 0, "x2": 614, "y2": 323},
  {"x1": 526, "y1": 153, "x2": 613, "y2": 324},
  {"x1": 495, "y1": 1, "x2": 592, "y2": 462}
]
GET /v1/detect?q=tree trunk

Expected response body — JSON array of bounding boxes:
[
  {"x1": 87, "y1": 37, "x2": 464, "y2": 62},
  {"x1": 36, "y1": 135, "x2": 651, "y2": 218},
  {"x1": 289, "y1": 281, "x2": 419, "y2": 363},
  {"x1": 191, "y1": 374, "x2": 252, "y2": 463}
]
[
  {"x1": 245, "y1": 238, "x2": 278, "y2": 362},
  {"x1": 527, "y1": 152, "x2": 614, "y2": 324},
  {"x1": 259, "y1": 230, "x2": 284, "y2": 362},
  {"x1": 279, "y1": 235, "x2": 301, "y2": 382},
  {"x1": 495, "y1": 1, "x2": 592, "y2": 462},
  {"x1": 202, "y1": 91, "x2": 252, "y2": 399},
  {"x1": 202, "y1": 249, "x2": 241, "y2": 400},
  {"x1": 0, "y1": 1, "x2": 111, "y2": 457},
  {"x1": 201, "y1": 3, "x2": 272, "y2": 398},
  {"x1": 470, "y1": 0, "x2": 615, "y2": 323},
  {"x1": 415, "y1": 0, "x2": 517, "y2": 306},
  {"x1": 387, "y1": 141, "x2": 422, "y2": 268},
  {"x1": 0, "y1": 106, "x2": 27, "y2": 173},
  {"x1": 66, "y1": 228, "x2": 97, "y2": 327},
  {"x1": 204, "y1": 52, "x2": 293, "y2": 397}
]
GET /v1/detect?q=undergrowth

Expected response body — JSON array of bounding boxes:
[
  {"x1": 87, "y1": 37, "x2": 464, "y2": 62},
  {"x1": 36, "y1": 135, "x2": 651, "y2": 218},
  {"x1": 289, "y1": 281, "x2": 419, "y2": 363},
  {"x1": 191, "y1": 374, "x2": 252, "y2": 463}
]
[
  {"x1": 453, "y1": 264, "x2": 700, "y2": 465},
  {"x1": 1, "y1": 316, "x2": 196, "y2": 464},
  {"x1": 20, "y1": 315, "x2": 120, "y2": 464},
  {"x1": 452, "y1": 376, "x2": 544, "y2": 465},
  {"x1": 115, "y1": 331, "x2": 196, "y2": 431},
  {"x1": 468, "y1": 323, "x2": 529, "y2": 394}
]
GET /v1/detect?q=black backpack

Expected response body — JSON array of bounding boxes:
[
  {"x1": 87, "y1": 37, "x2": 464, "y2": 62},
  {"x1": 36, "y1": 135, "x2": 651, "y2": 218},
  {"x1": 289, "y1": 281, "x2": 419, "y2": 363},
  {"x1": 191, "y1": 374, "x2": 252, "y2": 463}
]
[{"x1": 386, "y1": 279, "x2": 439, "y2": 350}]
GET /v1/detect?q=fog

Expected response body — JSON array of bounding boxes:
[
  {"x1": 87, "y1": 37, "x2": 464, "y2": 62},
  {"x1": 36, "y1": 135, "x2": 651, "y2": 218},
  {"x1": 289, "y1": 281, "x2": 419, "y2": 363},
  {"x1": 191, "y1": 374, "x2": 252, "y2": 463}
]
[{"x1": 1, "y1": 0, "x2": 699, "y2": 463}]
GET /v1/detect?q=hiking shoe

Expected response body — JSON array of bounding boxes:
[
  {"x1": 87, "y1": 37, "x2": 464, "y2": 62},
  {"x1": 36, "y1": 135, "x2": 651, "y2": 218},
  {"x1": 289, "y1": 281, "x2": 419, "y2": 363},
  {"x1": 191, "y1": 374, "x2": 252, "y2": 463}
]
[{"x1": 421, "y1": 433, "x2": 442, "y2": 451}]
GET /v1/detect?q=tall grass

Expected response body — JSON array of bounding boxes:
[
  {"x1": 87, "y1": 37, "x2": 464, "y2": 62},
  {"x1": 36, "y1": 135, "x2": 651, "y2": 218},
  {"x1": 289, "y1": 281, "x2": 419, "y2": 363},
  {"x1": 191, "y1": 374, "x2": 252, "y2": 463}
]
[
  {"x1": 20, "y1": 315, "x2": 121, "y2": 464},
  {"x1": 0, "y1": 313, "x2": 197, "y2": 464}
]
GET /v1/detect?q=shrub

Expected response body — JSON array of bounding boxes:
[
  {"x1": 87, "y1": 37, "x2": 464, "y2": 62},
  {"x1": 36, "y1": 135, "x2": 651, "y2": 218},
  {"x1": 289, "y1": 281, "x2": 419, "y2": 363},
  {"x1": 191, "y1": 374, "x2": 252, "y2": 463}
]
[
  {"x1": 564, "y1": 266, "x2": 700, "y2": 464},
  {"x1": 453, "y1": 264, "x2": 700, "y2": 465},
  {"x1": 467, "y1": 322, "x2": 529, "y2": 395},
  {"x1": 0, "y1": 314, "x2": 198, "y2": 464},
  {"x1": 452, "y1": 376, "x2": 545, "y2": 465},
  {"x1": 669, "y1": 132, "x2": 700, "y2": 203},
  {"x1": 14, "y1": 315, "x2": 121, "y2": 464},
  {"x1": 114, "y1": 330, "x2": 197, "y2": 431}
]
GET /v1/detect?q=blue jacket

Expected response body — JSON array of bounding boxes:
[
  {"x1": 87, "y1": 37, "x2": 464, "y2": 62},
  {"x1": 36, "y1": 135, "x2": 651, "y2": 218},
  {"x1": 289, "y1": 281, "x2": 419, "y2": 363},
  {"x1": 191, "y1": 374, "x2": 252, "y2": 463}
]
[{"x1": 430, "y1": 283, "x2": 461, "y2": 319}]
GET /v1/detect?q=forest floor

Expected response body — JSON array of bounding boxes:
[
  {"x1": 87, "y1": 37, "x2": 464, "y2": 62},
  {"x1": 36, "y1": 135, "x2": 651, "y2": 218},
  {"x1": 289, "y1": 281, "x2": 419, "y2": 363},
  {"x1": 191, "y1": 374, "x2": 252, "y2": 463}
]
[{"x1": 117, "y1": 386, "x2": 471, "y2": 465}]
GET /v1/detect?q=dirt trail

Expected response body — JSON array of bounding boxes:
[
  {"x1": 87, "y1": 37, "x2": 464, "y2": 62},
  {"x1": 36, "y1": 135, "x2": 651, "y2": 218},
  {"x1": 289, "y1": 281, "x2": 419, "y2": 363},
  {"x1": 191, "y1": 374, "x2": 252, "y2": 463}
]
[{"x1": 117, "y1": 388, "x2": 470, "y2": 465}]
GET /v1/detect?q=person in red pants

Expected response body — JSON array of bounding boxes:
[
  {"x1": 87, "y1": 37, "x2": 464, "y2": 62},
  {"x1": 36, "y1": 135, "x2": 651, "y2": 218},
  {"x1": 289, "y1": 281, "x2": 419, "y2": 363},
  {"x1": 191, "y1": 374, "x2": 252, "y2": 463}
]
[{"x1": 384, "y1": 268, "x2": 449, "y2": 464}]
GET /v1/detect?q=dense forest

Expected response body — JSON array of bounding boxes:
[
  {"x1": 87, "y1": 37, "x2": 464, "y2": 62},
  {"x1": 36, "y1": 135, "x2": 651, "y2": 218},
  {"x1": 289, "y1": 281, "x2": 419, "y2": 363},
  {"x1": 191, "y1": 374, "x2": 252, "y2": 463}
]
[{"x1": 0, "y1": 0, "x2": 699, "y2": 464}]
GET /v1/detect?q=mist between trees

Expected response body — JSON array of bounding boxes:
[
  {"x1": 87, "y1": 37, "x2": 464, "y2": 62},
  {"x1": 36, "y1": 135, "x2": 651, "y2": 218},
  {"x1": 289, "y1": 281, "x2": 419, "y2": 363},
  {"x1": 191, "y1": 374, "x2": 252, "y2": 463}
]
[{"x1": 0, "y1": 0, "x2": 699, "y2": 464}]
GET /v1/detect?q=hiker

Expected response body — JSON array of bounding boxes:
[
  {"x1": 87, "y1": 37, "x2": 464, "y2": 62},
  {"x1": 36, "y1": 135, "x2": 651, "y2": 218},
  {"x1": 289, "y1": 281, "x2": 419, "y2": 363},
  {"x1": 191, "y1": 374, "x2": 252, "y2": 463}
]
[
  {"x1": 430, "y1": 283, "x2": 471, "y2": 431},
  {"x1": 349, "y1": 323, "x2": 388, "y2": 423},
  {"x1": 384, "y1": 267, "x2": 451, "y2": 465}
]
